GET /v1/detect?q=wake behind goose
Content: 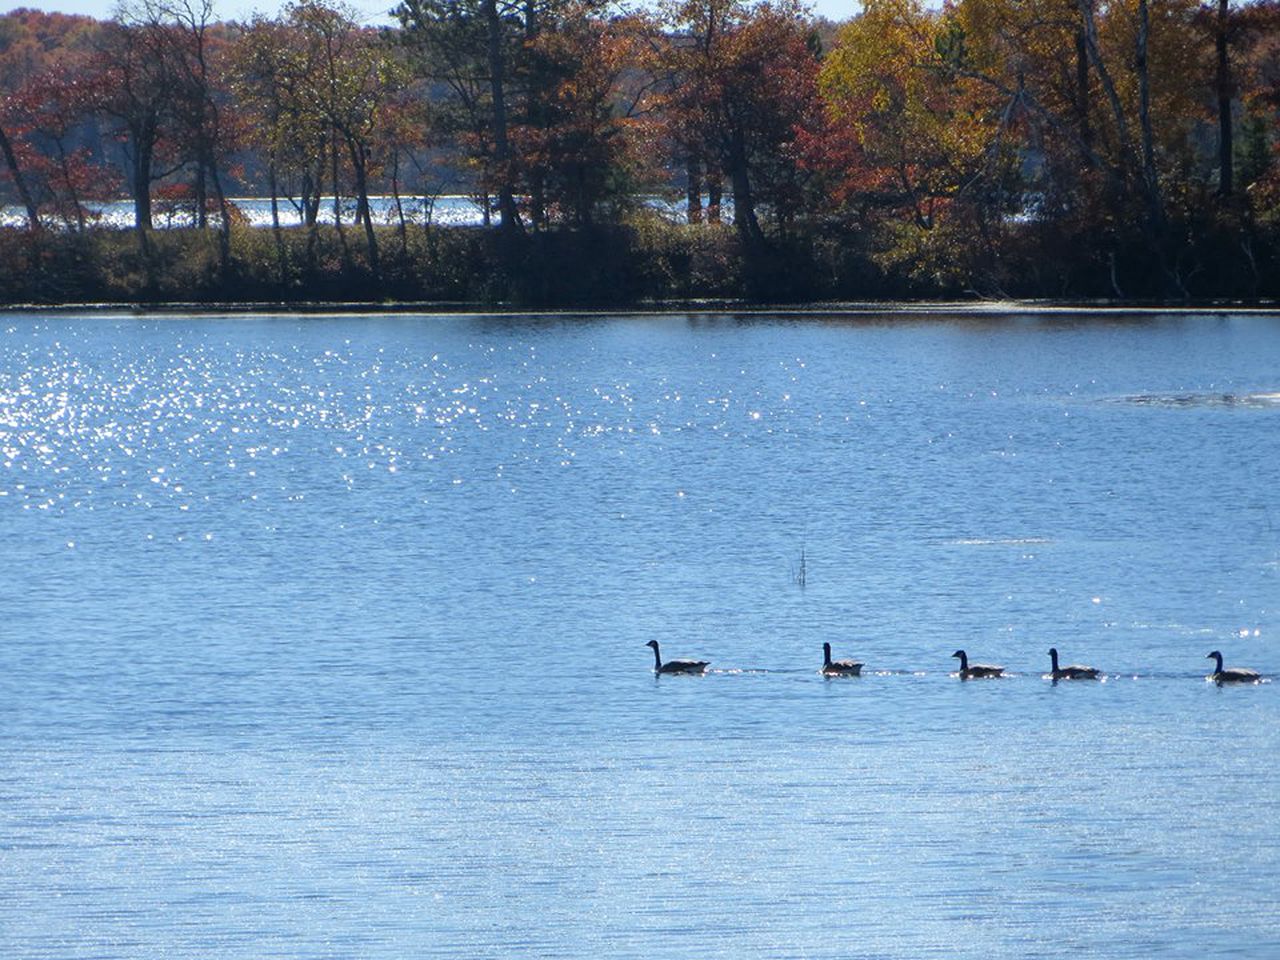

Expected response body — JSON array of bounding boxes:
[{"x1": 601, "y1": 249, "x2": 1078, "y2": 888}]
[{"x1": 1114, "y1": 391, "x2": 1280, "y2": 409}]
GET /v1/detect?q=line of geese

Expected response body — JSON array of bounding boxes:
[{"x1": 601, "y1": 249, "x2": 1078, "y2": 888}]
[{"x1": 645, "y1": 640, "x2": 1264, "y2": 684}]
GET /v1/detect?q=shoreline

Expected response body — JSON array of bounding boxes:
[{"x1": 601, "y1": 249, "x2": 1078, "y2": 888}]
[
  {"x1": 2, "y1": 300, "x2": 1280, "y2": 320},
  {"x1": 5, "y1": 223, "x2": 1277, "y2": 307},
  {"x1": 4, "y1": 298, "x2": 1280, "y2": 318}
]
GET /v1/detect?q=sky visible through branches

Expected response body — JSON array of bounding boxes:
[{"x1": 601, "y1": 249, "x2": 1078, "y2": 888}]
[{"x1": 2, "y1": 0, "x2": 868, "y2": 26}]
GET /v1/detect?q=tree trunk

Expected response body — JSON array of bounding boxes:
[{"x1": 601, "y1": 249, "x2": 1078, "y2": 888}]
[
  {"x1": 1075, "y1": 25, "x2": 1090, "y2": 152},
  {"x1": 0, "y1": 123, "x2": 42, "y2": 233},
  {"x1": 1135, "y1": 0, "x2": 1178, "y2": 297},
  {"x1": 687, "y1": 154, "x2": 703, "y2": 224},
  {"x1": 131, "y1": 133, "x2": 154, "y2": 234},
  {"x1": 484, "y1": 0, "x2": 520, "y2": 240},
  {"x1": 195, "y1": 164, "x2": 208, "y2": 229},
  {"x1": 303, "y1": 164, "x2": 320, "y2": 271},
  {"x1": 348, "y1": 138, "x2": 380, "y2": 277},
  {"x1": 268, "y1": 159, "x2": 285, "y2": 277},
  {"x1": 55, "y1": 143, "x2": 87, "y2": 232},
  {"x1": 528, "y1": 170, "x2": 546, "y2": 230},
  {"x1": 1216, "y1": 0, "x2": 1233, "y2": 197},
  {"x1": 727, "y1": 130, "x2": 762, "y2": 248},
  {"x1": 209, "y1": 158, "x2": 232, "y2": 275},
  {"x1": 303, "y1": 166, "x2": 321, "y2": 227},
  {"x1": 269, "y1": 161, "x2": 281, "y2": 230},
  {"x1": 1078, "y1": 0, "x2": 1133, "y2": 174},
  {"x1": 1135, "y1": 0, "x2": 1164, "y2": 231},
  {"x1": 331, "y1": 134, "x2": 342, "y2": 226},
  {"x1": 524, "y1": 0, "x2": 546, "y2": 230},
  {"x1": 390, "y1": 150, "x2": 408, "y2": 256}
]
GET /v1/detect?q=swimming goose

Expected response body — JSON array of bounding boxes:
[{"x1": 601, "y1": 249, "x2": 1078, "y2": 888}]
[
  {"x1": 646, "y1": 640, "x2": 709, "y2": 675},
  {"x1": 1206, "y1": 650, "x2": 1261, "y2": 684},
  {"x1": 822, "y1": 642, "x2": 863, "y2": 676},
  {"x1": 952, "y1": 649, "x2": 1004, "y2": 679},
  {"x1": 1049, "y1": 647, "x2": 1100, "y2": 680}
]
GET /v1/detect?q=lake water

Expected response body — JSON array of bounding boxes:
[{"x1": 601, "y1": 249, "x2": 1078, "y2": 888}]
[
  {"x1": 1, "y1": 195, "x2": 693, "y2": 230},
  {"x1": 2, "y1": 309, "x2": 1278, "y2": 958},
  {"x1": 1, "y1": 196, "x2": 489, "y2": 230}
]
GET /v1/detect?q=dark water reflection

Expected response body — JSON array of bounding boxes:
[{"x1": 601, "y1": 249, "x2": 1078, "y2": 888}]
[{"x1": 2, "y1": 310, "x2": 1278, "y2": 957}]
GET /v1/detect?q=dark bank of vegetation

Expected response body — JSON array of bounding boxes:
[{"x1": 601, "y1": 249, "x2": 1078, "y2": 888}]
[
  {"x1": 0, "y1": 217, "x2": 859, "y2": 305},
  {"x1": 2, "y1": 0, "x2": 1279, "y2": 306},
  {"x1": 3, "y1": 210, "x2": 1277, "y2": 306}
]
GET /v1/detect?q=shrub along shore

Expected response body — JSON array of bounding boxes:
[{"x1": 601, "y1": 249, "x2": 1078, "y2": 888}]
[{"x1": 2, "y1": 214, "x2": 1278, "y2": 309}]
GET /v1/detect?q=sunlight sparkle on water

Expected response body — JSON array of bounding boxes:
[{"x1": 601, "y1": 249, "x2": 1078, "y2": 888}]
[{"x1": 2, "y1": 311, "x2": 1279, "y2": 960}]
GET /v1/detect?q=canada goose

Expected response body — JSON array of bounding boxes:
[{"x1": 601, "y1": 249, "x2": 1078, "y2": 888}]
[
  {"x1": 1206, "y1": 650, "x2": 1261, "y2": 684},
  {"x1": 645, "y1": 640, "x2": 708, "y2": 675},
  {"x1": 952, "y1": 649, "x2": 1004, "y2": 679},
  {"x1": 822, "y1": 642, "x2": 863, "y2": 676},
  {"x1": 1048, "y1": 647, "x2": 1100, "y2": 680}
]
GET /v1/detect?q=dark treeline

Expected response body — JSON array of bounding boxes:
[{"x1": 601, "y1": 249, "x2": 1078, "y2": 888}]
[{"x1": 1, "y1": 0, "x2": 1278, "y2": 304}]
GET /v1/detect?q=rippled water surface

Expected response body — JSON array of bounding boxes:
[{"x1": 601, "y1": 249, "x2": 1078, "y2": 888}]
[{"x1": 2, "y1": 310, "x2": 1278, "y2": 958}]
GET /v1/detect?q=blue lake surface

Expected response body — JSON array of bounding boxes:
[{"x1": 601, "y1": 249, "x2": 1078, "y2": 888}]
[{"x1": 1, "y1": 309, "x2": 1278, "y2": 958}]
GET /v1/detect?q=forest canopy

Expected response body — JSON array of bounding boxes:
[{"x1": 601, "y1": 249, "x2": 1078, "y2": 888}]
[{"x1": 1, "y1": 0, "x2": 1278, "y2": 302}]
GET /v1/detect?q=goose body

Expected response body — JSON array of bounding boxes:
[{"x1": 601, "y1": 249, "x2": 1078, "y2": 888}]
[
  {"x1": 1049, "y1": 647, "x2": 1100, "y2": 680},
  {"x1": 822, "y1": 642, "x2": 863, "y2": 676},
  {"x1": 952, "y1": 649, "x2": 1004, "y2": 679},
  {"x1": 1206, "y1": 650, "x2": 1261, "y2": 684},
  {"x1": 646, "y1": 640, "x2": 708, "y2": 675}
]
